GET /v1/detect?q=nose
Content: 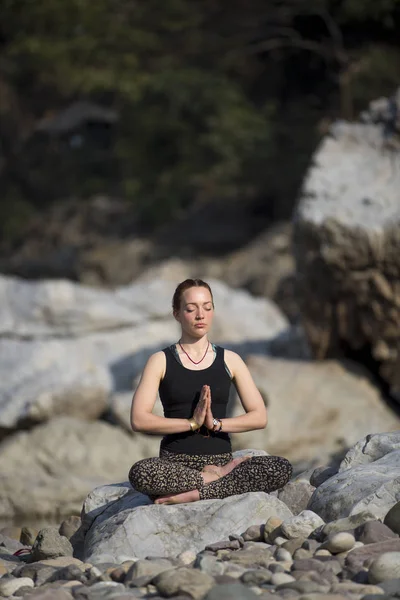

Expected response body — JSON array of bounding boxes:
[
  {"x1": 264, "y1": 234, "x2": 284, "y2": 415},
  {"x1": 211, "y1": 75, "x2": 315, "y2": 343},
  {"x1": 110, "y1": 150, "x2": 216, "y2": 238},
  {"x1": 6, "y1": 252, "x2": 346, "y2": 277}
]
[{"x1": 196, "y1": 308, "x2": 204, "y2": 320}]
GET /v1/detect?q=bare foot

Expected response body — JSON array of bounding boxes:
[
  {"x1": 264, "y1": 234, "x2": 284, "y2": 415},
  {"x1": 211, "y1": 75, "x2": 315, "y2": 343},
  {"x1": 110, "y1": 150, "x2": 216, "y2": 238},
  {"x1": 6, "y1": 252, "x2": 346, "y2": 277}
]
[
  {"x1": 154, "y1": 489, "x2": 200, "y2": 504},
  {"x1": 203, "y1": 455, "x2": 252, "y2": 479}
]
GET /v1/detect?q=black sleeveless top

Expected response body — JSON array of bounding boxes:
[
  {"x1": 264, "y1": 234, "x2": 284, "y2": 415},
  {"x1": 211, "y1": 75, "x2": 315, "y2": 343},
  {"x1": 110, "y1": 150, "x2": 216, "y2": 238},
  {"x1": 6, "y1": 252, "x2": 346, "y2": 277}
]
[{"x1": 159, "y1": 345, "x2": 232, "y2": 455}]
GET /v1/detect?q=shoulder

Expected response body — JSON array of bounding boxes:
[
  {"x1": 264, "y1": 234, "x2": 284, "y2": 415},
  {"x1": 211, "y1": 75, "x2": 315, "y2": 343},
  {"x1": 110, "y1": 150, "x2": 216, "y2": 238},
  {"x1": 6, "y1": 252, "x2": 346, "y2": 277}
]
[
  {"x1": 143, "y1": 351, "x2": 167, "y2": 378},
  {"x1": 222, "y1": 349, "x2": 247, "y2": 376}
]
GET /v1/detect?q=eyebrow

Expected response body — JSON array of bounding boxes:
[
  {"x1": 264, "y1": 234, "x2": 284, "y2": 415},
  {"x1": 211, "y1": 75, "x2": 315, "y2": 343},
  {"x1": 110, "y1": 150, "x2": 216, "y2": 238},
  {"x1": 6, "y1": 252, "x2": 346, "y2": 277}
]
[{"x1": 185, "y1": 301, "x2": 213, "y2": 307}]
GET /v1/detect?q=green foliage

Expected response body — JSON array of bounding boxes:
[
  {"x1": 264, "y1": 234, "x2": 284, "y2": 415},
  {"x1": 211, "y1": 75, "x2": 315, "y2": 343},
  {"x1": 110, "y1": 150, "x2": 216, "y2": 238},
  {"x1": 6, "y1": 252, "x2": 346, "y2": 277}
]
[{"x1": 0, "y1": 0, "x2": 400, "y2": 240}]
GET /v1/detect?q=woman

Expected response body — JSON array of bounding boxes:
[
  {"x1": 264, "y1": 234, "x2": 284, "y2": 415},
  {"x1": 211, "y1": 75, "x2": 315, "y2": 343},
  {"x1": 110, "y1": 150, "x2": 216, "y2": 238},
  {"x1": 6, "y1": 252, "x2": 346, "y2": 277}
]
[{"x1": 129, "y1": 278, "x2": 292, "y2": 505}]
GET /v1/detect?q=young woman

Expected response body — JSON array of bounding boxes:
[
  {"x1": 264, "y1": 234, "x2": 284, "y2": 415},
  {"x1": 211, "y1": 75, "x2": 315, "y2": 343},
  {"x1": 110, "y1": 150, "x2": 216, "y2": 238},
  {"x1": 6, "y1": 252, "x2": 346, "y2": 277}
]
[{"x1": 129, "y1": 279, "x2": 292, "y2": 504}]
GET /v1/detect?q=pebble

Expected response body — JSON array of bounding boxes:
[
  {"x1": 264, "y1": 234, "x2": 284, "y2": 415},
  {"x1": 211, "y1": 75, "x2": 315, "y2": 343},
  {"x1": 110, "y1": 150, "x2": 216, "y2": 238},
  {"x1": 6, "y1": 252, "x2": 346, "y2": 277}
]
[
  {"x1": 275, "y1": 548, "x2": 292, "y2": 562},
  {"x1": 368, "y1": 551, "x2": 400, "y2": 584},
  {"x1": 178, "y1": 550, "x2": 196, "y2": 565},
  {"x1": 323, "y1": 532, "x2": 356, "y2": 553},
  {"x1": 270, "y1": 573, "x2": 296, "y2": 585},
  {"x1": 0, "y1": 577, "x2": 34, "y2": 596},
  {"x1": 281, "y1": 511, "x2": 325, "y2": 540}
]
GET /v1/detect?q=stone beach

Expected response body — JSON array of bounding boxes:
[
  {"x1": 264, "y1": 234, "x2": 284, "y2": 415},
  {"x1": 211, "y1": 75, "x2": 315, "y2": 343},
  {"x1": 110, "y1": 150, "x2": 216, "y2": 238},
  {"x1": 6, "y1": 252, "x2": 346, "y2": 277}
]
[{"x1": 1, "y1": 433, "x2": 400, "y2": 599}]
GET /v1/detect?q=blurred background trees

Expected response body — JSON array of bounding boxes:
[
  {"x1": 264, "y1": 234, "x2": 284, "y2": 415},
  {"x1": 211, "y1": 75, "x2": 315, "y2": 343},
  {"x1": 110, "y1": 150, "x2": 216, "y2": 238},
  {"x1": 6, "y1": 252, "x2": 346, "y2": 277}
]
[{"x1": 1, "y1": 0, "x2": 400, "y2": 246}]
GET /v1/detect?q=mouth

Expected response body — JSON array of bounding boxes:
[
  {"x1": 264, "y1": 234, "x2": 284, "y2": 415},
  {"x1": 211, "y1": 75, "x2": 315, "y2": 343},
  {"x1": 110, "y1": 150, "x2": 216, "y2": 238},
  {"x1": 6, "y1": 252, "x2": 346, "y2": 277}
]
[{"x1": 194, "y1": 324, "x2": 205, "y2": 328}]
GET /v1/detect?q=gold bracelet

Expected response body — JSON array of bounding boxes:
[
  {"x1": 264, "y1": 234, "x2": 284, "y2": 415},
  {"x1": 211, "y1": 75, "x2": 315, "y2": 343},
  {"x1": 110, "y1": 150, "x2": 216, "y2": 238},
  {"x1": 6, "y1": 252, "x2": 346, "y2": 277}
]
[{"x1": 188, "y1": 418, "x2": 200, "y2": 431}]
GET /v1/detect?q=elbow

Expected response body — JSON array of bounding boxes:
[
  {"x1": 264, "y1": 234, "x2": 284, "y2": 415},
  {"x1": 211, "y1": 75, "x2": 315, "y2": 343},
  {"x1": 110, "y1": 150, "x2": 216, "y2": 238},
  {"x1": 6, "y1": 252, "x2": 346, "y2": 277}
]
[
  {"x1": 130, "y1": 415, "x2": 146, "y2": 433},
  {"x1": 259, "y1": 409, "x2": 268, "y2": 430}
]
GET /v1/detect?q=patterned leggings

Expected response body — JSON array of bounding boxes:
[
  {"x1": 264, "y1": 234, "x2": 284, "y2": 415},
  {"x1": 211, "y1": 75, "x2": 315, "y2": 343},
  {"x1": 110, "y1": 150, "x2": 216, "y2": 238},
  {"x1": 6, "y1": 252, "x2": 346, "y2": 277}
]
[{"x1": 129, "y1": 449, "x2": 292, "y2": 501}]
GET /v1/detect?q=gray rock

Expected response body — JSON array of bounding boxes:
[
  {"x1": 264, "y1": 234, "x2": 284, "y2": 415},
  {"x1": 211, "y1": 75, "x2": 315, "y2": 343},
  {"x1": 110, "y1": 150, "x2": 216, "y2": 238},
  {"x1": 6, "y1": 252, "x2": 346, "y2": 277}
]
[
  {"x1": 322, "y1": 512, "x2": 375, "y2": 537},
  {"x1": 221, "y1": 547, "x2": 274, "y2": 569},
  {"x1": 281, "y1": 510, "x2": 325, "y2": 539},
  {"x1": 310, "y1": 466, "x2": 339, "y2": 487},
  {"x1": 384, "y1": 501, "x2": 400, "y2": 535},
  {"x1": 124, "y1": 558, "x2": 175, "y2": 586},
  {"x1": 276, "y1": 581, "x2": 330, "y2": 594},
  {"x1": 242, "y1": 525, "x2": 263, "y2": 542},
  {"x1": 308, "y1": 433, "x2": 400, "y2": 522},
  {"x1": 378, "y1": 578, "x2": 400, "y2": 596},
  {"x1": 83, "y1": 488, "x2": 292, "y2": 563},
  {"x1": 355, "y1": 520, "x2": 398, "y2": 544},
  {"x1": 0, "y1": 417, "x2": 149, "y2": 524},
  {"x1": 204, "y1": 582, "x2": 260, "y2": 599},
  {"x1": 270, "y1": 573, "x2": 295, "y2": 585},
  {"x1": 59, "y1": 516, "x2": 81, "y2": 540},
  {"x1": 240, "y1": 569, "x2": 272, "y2": 585},
  {"x1": 293, "y1": 118, "x2": 400, "y2": 398},
  {"x1": 0, "y1": 577, "x2": 34, "y2": 596},
  {"x1": 368, "y1": 552, "x2": 400, "y2": 584},
  {"x1": 154, "y1": 566, "x2": 214, "y2": 599},
  {"x1": 30, "y1": 527, "x2": 73, "y2": 561},
  {"x1": 322, "y1": 532, "x2": 355, "y2": 554},
  {"x1": 278, "y1": 481, "x2": 316, "y2": 515},
  {"x1": 195, "y1": 555, "x2": 225, "y2": 577},
  {"x1": 345, "y1": 540, "x2": 400, "y2": 576}
]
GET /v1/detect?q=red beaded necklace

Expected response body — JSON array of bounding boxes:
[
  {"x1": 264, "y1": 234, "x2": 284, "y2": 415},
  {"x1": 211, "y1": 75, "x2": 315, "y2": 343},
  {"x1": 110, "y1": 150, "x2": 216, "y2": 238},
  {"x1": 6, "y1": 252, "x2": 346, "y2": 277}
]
[{"x1": 179, "y1": 341, "x2": 210, "y2": 365}]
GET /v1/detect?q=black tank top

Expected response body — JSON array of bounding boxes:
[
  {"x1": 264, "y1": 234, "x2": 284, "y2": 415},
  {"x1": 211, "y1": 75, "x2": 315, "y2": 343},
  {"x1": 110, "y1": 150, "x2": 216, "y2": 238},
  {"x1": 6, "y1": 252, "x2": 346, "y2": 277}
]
[{"x1": 159, "y1": 345, "x2": 232, "y2": 455}]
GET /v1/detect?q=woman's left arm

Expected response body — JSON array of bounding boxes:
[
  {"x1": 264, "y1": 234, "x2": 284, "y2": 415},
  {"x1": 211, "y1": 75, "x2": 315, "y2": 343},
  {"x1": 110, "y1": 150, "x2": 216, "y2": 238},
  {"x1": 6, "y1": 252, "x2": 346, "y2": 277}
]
[{"x1": 218, "y1": 350, "x2": 267, "y2": 433}]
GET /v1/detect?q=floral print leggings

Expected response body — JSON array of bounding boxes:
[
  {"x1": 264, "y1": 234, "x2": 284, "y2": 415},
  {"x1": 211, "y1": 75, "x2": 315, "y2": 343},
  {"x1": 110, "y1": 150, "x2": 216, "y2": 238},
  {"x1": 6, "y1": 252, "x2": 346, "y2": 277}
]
[{"x1": 129, "y1": 449, "x2": 292, "y2": 501}]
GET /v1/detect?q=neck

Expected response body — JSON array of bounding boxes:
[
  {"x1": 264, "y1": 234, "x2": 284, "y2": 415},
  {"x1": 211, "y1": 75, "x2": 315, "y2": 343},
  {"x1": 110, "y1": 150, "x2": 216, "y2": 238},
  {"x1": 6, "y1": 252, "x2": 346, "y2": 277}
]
[{"x1": 179, "y1": 335, "x2": 209, "y2": 349}]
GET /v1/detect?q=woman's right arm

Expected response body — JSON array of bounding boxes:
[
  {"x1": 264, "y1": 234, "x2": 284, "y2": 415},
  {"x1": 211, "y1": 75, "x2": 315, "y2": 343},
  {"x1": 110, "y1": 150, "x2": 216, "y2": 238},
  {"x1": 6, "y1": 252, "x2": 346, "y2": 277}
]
[{"x1": 130, "y1": 352, "x2": 193, "y2": 435}]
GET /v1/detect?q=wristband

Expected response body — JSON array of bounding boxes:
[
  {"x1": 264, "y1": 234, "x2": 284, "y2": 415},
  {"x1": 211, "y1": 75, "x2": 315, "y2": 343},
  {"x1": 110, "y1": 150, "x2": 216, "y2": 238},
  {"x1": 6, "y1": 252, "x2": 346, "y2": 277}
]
[{"x1": 188, "y1": 418, "x2": 200, "y2": 431}]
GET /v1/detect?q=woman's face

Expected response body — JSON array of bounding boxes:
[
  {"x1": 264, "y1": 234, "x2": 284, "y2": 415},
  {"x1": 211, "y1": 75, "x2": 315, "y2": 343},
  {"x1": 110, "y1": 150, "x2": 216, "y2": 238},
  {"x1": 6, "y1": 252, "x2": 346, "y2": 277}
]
[{"x1": 175, "y1": 286, "x2": 214, "y2": 337}]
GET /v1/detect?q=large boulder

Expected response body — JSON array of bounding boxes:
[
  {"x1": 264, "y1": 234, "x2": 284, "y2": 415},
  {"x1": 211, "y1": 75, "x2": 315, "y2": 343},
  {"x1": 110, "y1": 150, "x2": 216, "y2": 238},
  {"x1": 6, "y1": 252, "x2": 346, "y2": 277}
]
[
  {"x1": 293, "y1": 117, "x2": 400, "y2": 399},
  {"x1": 82, "y1": 450, "x2": 293, "y2": 563},
  {"x1": 308, "y1": 432, "x2": 400, "y2": 521},
  {"x1": 0, "y1": 274, "x2": 288, "y2": 429},
  {"x1": 228, "y1": 356, "x2": 400, "y2": 463},
  {"x1": 0, "y1": 416, "x2": 154, "y2": 524}
]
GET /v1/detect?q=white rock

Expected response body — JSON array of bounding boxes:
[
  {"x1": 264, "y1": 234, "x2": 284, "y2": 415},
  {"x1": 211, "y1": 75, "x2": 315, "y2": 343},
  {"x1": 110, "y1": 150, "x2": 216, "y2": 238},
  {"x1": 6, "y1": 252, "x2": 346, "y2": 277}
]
[
  {"x1": 323, "y1": 532, "x2": 355, "y2": 554},
  {"x1": 0, "y1": 577, "x2": 34, "y2": 596},
  {"x1": 281, "y1": 510, "x2": 325, "y2": 539},
  {"x1": 368, "y1": 551, "x2": 400, "y2": 584},
  {"x1": 309, "y1": 432, "x2": 400, "y2": 522},
  {"x1": 0, "y1": 275, "x2": 288, "y2": 429},
  {"x1": 270, "y1": 573, "x2": 295, "y2": 585},
  {"x1": 83, "y1": 490, "x2": 293, "y2": 562}
]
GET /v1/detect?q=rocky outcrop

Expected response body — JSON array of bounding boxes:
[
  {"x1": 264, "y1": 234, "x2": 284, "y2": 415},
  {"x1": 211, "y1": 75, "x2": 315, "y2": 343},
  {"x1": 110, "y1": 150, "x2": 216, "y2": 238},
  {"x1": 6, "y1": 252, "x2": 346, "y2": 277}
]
[
  {"x1": 81, "y1": 451, "x2": 293, "y2": 563},
  {"x1": 294, "y1": 115, "x2": 400, "y2": 399},
  {"x1": 0, "y1": 274, "x2": 288, "y2": 429},
  {"x1": 228, "y1": 356, "x2": 400, "y2": 462},
  {"x1": 308, "y1": 432, "x2": 400, "y2": 522},
  {"x1": 0, "y1": 417, "x2": 157, "y2": 525}
]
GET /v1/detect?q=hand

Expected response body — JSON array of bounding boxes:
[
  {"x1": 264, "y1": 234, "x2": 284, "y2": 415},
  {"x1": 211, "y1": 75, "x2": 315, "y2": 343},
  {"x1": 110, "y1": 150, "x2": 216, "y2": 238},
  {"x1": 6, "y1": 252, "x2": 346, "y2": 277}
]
[
  {"x1": 204, "y1": 387, "x2": 215, "y2": 430},
  {"x1": 192, "y1": 385, "x2": 210, "y2": 427}
]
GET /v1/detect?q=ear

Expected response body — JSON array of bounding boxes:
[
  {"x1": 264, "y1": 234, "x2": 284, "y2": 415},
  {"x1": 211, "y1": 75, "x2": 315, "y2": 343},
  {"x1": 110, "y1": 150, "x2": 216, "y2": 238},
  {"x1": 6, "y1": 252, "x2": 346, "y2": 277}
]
[{"x1": 173, "y1": 310, "x2": 180, "y2": 322}]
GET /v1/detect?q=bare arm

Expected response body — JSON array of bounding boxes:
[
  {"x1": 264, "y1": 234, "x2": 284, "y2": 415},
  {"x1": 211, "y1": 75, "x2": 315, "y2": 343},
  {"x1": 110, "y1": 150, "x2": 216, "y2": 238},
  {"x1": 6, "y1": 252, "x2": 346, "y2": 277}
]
[
  {"x1": 218, "y1": 350, "x2": 267, "y2": 433},
  {"x1": 130, "y1": 352, "x2": 192, "y2": 434}
]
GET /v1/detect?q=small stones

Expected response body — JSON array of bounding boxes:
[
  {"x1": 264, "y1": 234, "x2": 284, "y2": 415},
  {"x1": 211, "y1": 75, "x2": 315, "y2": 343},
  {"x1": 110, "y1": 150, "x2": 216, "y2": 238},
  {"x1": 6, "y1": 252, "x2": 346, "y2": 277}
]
[
  {"x1": 270, "y1": 572, "x2": 295, "y2": 585},
  {"x1": 384, "y1": 501, "x2": 400, "y2": 535},
  {"x1": 322, "y1": 532, "x2": 356, "y2": 554},
  {"x1": 0, "y1": 576, "x2": 34, "y2": 597},
  {"x1": 368, "y1": 551, "x2": 400, "y2": 584},
  {"x1": 241, "y1": 569, "x2": 272, "y2": 585},
  {"x1": 263, "y1": 517, "x2": 283, "y2": 543},
  {"x1": 154, "y1": 566, "x2": 214, "y2": 600},
  {"x1": 281, "y1": 511, "x2": 325, "y2": 540},
  {"x1": 30, "y1": 527, "x2": 73, "y2": 562},
  {"x1": 275, "y1": 548, "x2": 292, "y2": 562},
  {"x1": 243, "y1": 525, "x2": 263, "y2": 542},
  {"x1": 355, "y1": 520, "x2": 398, "y2": 544},
  {"x1": 178, "y1": 550, "x2": 196, "y2": 565}
]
